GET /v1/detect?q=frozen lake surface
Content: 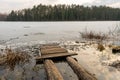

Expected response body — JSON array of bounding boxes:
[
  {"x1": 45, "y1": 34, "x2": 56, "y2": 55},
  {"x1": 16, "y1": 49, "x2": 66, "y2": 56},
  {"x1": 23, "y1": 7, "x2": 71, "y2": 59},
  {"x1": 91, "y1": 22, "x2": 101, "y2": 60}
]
[{"x1": 0, "y1": 21, "x2": 120, "y2": 44}]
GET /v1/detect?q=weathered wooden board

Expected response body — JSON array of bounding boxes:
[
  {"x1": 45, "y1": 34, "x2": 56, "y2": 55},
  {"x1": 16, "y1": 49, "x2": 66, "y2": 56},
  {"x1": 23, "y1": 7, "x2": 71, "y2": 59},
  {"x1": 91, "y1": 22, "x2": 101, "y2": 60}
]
[
  {"x1": 36, "y1": 52, "x2": 77, "y2": 60},
  {"x1": 40, "y1": 46, "x2": 61, "y2": 50},
  {"x1": 44, "y1": 59, "x2": 64, "y2": 80},
  {"x1": 36, "y1": 45, "x2": 77, "y2": 60},
  {"x1": 41, "y1": 48, "x2": 68, "y2": 55}
]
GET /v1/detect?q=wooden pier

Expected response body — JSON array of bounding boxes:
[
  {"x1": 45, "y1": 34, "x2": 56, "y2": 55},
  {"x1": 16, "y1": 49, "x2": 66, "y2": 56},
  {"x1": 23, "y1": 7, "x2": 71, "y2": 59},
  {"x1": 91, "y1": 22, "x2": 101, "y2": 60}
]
[
  {"x1": 36, "y1": 45, "x2": 97, "y2": 80},
  {"x1": 36, "y1": 45, "x2": 77, "y2": 60}
]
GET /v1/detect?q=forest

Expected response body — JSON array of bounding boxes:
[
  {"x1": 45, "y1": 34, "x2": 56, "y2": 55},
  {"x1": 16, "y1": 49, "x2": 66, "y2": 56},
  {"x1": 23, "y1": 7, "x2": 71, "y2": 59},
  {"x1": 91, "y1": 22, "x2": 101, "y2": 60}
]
[{"x1": 3, "y1": 4, "x2": 120, "y2": 21}]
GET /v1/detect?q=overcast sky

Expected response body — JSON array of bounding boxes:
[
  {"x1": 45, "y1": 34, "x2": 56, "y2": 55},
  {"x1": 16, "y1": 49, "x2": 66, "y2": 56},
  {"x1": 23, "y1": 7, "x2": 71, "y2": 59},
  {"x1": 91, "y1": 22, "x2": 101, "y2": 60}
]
[{"x1": 0, "y1": 0, "x2": 120, "y2": 13}]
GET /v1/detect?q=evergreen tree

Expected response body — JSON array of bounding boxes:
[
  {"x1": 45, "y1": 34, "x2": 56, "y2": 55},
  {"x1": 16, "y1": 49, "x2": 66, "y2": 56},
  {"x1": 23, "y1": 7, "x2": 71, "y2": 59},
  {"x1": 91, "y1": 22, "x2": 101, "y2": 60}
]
[{"x1": 5, "y1": 4, "x2": 120, "y2": 21}]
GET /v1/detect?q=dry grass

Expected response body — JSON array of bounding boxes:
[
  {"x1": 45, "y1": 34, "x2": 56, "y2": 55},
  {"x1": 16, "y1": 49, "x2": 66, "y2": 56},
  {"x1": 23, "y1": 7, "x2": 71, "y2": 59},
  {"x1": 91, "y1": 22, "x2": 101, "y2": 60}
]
[
  {"x1": 0, "y1": 48, "x2": 31, "y2": 70},
  {"x1": 80, "y1": 30, "x2": 108, "y2": 41},
  {"x1": 97, "y1": 44, "x2": 105, "y2": 51}
]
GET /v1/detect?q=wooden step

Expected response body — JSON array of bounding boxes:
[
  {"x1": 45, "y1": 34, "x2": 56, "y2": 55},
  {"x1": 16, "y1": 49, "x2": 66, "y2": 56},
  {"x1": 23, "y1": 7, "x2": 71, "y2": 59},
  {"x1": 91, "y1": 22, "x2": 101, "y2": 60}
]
[
  {"x1": 41, "y1": 48, "x2": 68, "y2": 55},
  {"x1": 36, "y1": 52, "x2": 77, "y2": 60}
]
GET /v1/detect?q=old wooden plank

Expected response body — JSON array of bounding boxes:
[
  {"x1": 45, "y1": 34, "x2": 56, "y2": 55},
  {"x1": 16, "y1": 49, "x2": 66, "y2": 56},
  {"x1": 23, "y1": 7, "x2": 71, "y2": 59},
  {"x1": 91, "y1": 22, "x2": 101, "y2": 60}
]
[
  {"x1": 44, "y1": 59, "x2": 64, "y2": 80},
  {"x1": 66, "y1": 57, "x2": 97, "y2": 80},
  {"x1": 41, "y1": 48, "x2": 68, "y2": 55},
  {"x1": 40, "y1": 46, "x2": 61, "y2": 50},
  {"x1": 41, "y1": 44, "x2": 59, "y2": 47},
  {"x1": 36, "y1": 52, "x2": 77, "y2": 60}
]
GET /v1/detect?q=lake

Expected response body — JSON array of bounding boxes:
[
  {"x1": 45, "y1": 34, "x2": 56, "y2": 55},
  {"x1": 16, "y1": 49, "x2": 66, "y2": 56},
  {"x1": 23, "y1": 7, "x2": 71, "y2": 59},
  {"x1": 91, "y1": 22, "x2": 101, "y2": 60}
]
[
  {"x1": 0, "y1": 21, "x2": 120, "y2": 44},
  {"x1": 0, "y1": 21, "x2": 120, "y2": 80}
]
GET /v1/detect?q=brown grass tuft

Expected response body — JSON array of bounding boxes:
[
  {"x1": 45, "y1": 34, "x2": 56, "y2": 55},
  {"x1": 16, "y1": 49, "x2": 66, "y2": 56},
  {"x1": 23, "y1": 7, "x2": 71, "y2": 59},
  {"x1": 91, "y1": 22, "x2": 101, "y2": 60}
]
[
  {"x1": 80, "y1": 30, "x2": 108, "y2": 41},
  {"x1": 0, "y1": 48, "x2": 31, "y2": 70},
  {"x1": 97, "y1": 44, "x2": 105, "y2": 51}
]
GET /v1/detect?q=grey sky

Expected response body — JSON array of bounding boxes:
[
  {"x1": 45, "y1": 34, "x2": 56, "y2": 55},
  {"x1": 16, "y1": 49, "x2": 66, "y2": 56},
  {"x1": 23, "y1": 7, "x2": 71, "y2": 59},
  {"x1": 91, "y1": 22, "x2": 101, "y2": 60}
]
[
  {"x1": 0, "y1": 0, "x2": 120, "y2": 13},
  {"x1": 85, "y1": 0, "x2": 120, "y2": 7}
]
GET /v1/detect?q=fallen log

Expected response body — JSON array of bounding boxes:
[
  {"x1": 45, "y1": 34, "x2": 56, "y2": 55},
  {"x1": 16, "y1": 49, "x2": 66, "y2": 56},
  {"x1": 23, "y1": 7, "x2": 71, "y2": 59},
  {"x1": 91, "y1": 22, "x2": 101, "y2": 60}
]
[
  {"x1": 44, "y1": 59, "x2": 64, "y2": 80},
  {"x1": 66, "y1": 57, "x2": 97, "y2": 80},
  {"x1": 112, "y1": 46, "x2": 120, "y2": 54}
]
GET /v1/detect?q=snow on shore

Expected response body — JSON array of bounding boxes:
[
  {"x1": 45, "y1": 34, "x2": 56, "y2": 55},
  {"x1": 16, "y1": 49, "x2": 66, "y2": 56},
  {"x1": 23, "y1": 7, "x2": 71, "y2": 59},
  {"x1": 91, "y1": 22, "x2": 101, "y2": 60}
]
[
  {"x1": 0, "y1": 40, "x2": 120, "y2": 80},
  {"x1": 60, "y1": 41, "x2": 120, "y2": 80}
]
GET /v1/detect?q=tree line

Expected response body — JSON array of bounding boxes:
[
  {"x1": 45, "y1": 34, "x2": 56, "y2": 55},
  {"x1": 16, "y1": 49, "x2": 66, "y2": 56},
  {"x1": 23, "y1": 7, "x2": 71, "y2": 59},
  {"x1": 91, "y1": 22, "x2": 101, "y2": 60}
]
[{"x1": 4, "y1": 4, "x2": 120, "y2": 21}]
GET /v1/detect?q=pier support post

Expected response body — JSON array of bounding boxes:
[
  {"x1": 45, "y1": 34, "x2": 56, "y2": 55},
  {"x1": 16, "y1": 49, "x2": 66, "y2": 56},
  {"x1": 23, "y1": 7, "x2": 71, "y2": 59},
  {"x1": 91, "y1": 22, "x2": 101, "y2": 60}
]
[
  {"x1": 66, "y1": 57, "x2": 97, "y2": 80},
  {"x1": 44, "y1": 59, "x2": 64, "y2": 80}
]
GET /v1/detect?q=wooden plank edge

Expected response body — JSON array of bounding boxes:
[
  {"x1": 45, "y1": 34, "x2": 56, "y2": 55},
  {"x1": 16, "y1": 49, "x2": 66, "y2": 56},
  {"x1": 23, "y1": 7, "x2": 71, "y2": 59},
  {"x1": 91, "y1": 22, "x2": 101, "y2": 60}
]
[{"x1": 35, "y1": 53, "x2": 77, "y2": 60}]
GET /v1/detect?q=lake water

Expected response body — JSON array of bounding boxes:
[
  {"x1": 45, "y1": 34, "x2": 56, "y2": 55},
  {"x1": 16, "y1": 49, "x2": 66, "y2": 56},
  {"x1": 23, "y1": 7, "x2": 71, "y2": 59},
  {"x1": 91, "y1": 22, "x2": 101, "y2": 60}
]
[{"x1": 0, "y1": 21, "x2": 120, "y2": 44}]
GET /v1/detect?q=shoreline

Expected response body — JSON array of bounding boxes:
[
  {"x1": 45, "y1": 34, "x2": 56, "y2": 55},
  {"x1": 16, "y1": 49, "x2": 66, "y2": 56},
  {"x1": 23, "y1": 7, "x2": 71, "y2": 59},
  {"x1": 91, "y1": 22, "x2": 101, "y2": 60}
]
[{"x1": 0, "y1": 40, "x2": 120, "y2": 80}]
